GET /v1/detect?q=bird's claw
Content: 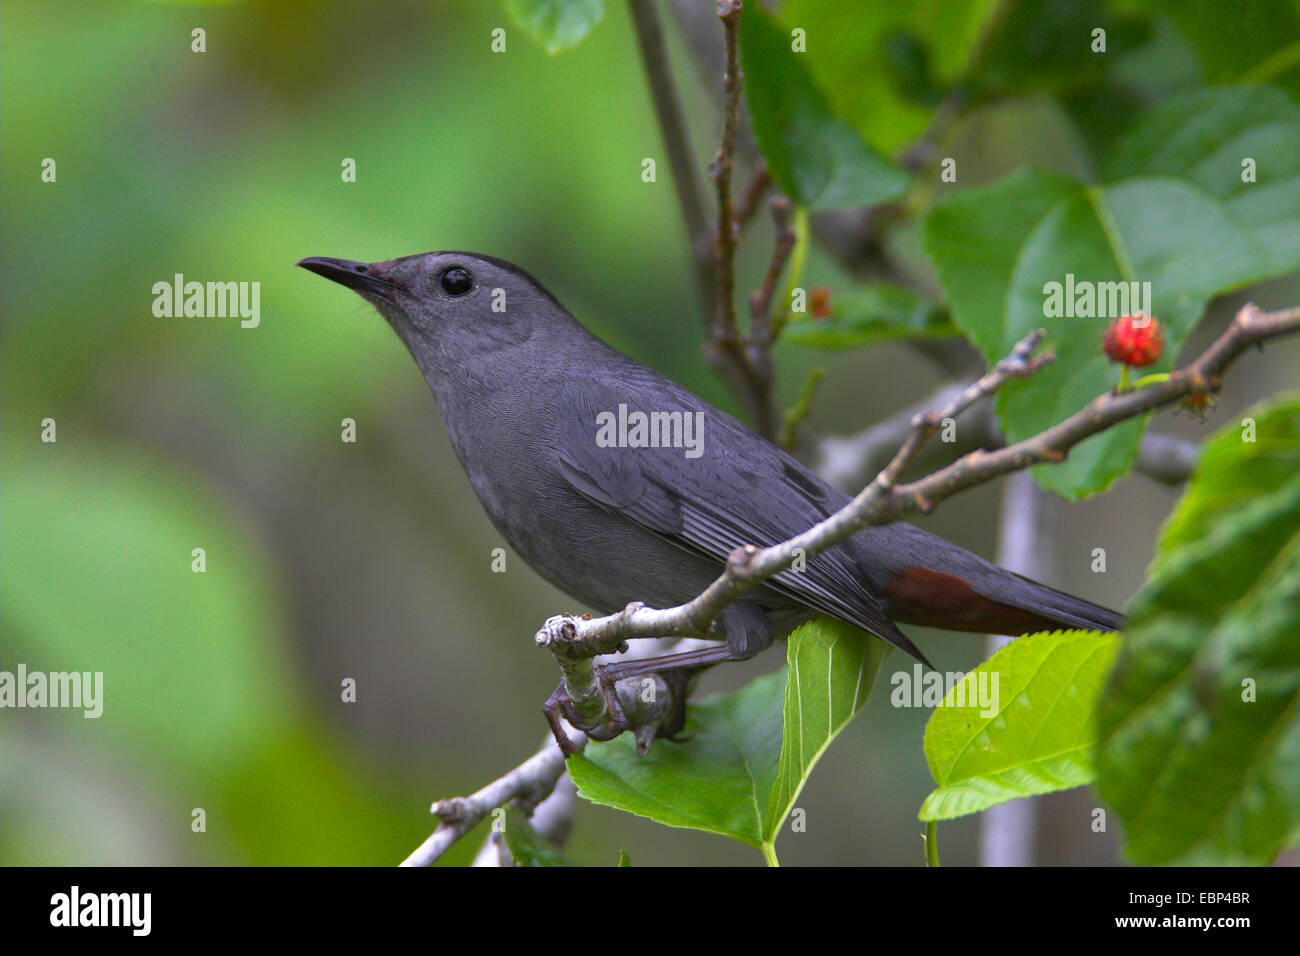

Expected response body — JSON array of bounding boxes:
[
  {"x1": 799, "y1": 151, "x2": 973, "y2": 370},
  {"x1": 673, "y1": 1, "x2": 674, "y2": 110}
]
[{"x1": 542, "y1": 660, "x2": 695, "y2": 756}]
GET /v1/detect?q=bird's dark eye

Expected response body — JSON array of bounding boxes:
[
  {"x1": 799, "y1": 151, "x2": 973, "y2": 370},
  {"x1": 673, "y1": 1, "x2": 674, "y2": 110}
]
[{"x1": 439, "y1": 267, "x2": 474, "y2": 296}]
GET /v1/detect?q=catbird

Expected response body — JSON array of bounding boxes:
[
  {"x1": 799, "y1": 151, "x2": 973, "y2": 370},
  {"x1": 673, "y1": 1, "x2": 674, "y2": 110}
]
[{"x1": 299, "y1": 251, "x2": 1122, "y2": 720}]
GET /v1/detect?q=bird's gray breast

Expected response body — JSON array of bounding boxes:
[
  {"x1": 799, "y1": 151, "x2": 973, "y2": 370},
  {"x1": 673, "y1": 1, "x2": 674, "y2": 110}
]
[{"x1": 438, "y1": 383, "x2": 723, "y2": 613}]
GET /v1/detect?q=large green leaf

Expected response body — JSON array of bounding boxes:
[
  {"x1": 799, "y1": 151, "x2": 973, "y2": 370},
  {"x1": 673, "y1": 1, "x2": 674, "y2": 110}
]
[
  {"x1": 1097, "y1": 394, "x2": 1300, "y2": 864},
  {"x1": 740, "y1": 6, "x2": 911, "y2": 210},
  {"x1": 783, "y1": 0, "x2": 1159, "y2": 160},
  {"x1": 919, "y1": 630, "x2": 1120, "y2": 821},
  {"x1": 569, "y1": 618, "x2": 885, "y2": 862},
  {"x1": 921, "y1": 86, "x2": 1300, "y2": 499},
  {"x1": 782, "y1": 283, "x2": 957, "y2": 350},
  {"x1": 764, "y1": 619, "x2": 888, "y2": 839},
  {"x1": 1105, "y1": 85, "x2": 1300, "y2": 275},
  {"x1": 505, "y1": 0, "x2": 606, "y2": 55},
  {"x1": 1156, "y1": 393, "x2": 1300, "y2": 558},
  {"x1": 568, "y1": 668, "x2": 785, "y2": 849},
  {"x1": 777, "y1": 0, "x2": 991, "y2": 154}
]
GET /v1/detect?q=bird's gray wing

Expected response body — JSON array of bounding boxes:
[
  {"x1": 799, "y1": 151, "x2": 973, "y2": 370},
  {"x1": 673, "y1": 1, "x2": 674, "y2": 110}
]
[{"x1": 554, "y1": 377, "x2": 922, "y2": 658}]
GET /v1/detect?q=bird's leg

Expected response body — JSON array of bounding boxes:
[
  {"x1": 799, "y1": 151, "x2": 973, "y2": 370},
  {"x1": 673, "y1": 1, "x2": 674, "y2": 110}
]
[
  {"x1": 598, "y1": 645, "x2": 741, "y2": 744},
  {"x1": 542, "y1": 676, "x2": 632, "y2": 757},
  {"x1": 543, "y1": 644, "x2": 739, "y2": 752},
  {"x1": 542, "y1": 682, "x2": 578, "y2": 758},
  {"x1": 543, "y1": 643, "x2": 741, "y2": 754},
  {"x1": 594, "y1": 643, "x2": 738, "y2": 683}
]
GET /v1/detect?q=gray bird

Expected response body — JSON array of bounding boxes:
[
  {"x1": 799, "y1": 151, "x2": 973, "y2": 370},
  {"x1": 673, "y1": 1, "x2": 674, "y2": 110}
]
[{"x1": 299, "y1": 251, "x2": 1122, "y2": 739}]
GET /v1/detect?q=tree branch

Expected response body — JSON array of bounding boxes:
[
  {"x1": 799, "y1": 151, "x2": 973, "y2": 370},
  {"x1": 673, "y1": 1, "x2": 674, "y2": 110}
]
[
  {"x1": 814, "y1": 385, "x2": 1202, "y2": 490},
  {"x1": 701, "y1": 0, "x2": 782, "y2": 438},
  {"x1": 748, "y1": 195, "x2": 797, "y2": 352},
  {"x1": 400, "y1": 727, "x2": 584, "y2": 868},
  {"x1": 633, "y1": 0, "x2": 782, "y2": 439},
  {"x1": 472, "y1": 764, "x2": 578, "y2": 866},
  {"x1": 815, "y1": 381, "x2": 973, "y2": 489},
  {"x1": 732, "y1": 163, "x2": 771, "y2": 229},
  {"x1": 402, "y1": 638, "x2": 702, "y2": 866}
]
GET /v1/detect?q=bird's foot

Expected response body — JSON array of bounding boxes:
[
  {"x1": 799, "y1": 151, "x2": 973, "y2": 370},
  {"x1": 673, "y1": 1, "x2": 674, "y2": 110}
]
[{"x1": 542, "y1": 645, "x2": 737, "y2": 756}]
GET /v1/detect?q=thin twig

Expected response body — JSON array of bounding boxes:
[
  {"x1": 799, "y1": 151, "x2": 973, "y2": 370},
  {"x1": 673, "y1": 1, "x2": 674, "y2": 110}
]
[
  {"x1": 636, "y1": 0, "x2": 776, "y2": 437},
  {"x1": 472, "y1": 765, "x2": 578, "y2": 867},
  {"x1": 627, "y1": 0, "x2": 714, "y2": 318},
  {"x1": 815, "y1": 385, "x2": 1201, "y2": 490},
  {"x1": 815, "y1": 382, "x2": 974, "y2": 489},
  {"x1": 749, "y1": 195, "x2": 797, "y2": 350},
  {"x1": 708, "y1": 0, "x2": 744, "y2": 346},
  {"x1": 732, "y1": 163, "x2": 771, "y2": 228},
  {"x1": 699, "y1": 1, "x2": 782, "y2": 438},
  {"x1": 780, "y1": 365, "x2": 826, "y2": 451},
  {"x1": 406, "y1": 638, "x2": 703, "y2": 866},
  {"x1": 400, "y1": 728, "x2": 585, "y2": 867}
]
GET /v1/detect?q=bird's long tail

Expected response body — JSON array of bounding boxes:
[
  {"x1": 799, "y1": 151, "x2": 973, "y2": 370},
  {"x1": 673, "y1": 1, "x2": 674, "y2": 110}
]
[{"x1": 856, "y1": 523, "x2": 1125, "y2": 638}]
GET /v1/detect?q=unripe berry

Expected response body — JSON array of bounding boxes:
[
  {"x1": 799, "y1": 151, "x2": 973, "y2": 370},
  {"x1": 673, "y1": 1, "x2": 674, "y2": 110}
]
[
  {"x1": 1103, "y1": 314, "x2": 1163, "y2": 367},
  {"x1": 809, "y1": 286, "x2": 832, "y2": 319}
]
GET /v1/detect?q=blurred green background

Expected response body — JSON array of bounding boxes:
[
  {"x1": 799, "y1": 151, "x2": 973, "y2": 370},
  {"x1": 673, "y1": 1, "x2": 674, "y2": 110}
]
[{"x1": 3, "y1": 0, "x2": 1297, "y2": 866}]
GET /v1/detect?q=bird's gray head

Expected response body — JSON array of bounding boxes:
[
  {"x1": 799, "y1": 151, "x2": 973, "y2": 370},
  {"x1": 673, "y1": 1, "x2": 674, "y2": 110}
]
[{"x1": 297, "y1": 251, "x2": 581, "y2": 366}]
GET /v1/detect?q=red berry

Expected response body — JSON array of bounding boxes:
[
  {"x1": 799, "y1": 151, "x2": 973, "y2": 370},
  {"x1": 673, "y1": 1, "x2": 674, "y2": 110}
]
[
  {"x1": 809, "y1": 286, "x2": 832, "y2": 319},
  {"x1": 1103, "y1": 314, "x2": 1163, "y2": 367}
]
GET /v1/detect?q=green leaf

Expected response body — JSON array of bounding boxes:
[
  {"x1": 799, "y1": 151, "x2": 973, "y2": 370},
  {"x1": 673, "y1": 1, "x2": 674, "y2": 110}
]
[
  {"x1": 1155, "y1": 396, "x2": 1300, "y2": 559},
  {"x1": 1098, "y1": 394, "x2": 1300, "y2": 865},
  {"x1": 502, "y1": 806, "x2": 571, "y2": 866},
  {"x1": 1105, "y1": 85, "x2": 1300, "y2": 276},
  {"x1": 568, "y1": 618, "x2": 886, "y2": 860},
  {"x1": 740, "y1": 6, "x2": 911, "y2": 210},
  {"x1": 777, "y1": 0, "x2": 991, "y2": 155},
  {"x1": 568, "y1": 669, "x2": 785, "y2": 849},
  {"x1": 505, "y1": 0, "x2": 606, "y2": 55},
  {"x1": 617, "y1": 848, "x2": 631, "y2": 867},
  {"x1": 919, "y1": 630, "x2": 1120, "y2": 821},
  {"x1": 922, "y1": 88, "x2": 1300, "y2": 498},
  {"x1": 763, "y1": 619, "x2": 887, "y2": 840},
  {"x1": 782, "y1": 283, "x2": 957, "y2": 350}
]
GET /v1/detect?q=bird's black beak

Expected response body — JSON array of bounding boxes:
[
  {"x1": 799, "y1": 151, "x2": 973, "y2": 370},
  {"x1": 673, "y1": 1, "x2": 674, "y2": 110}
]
[{"x1": 297, "y1": 257, "x2": 403, "y2": 297}]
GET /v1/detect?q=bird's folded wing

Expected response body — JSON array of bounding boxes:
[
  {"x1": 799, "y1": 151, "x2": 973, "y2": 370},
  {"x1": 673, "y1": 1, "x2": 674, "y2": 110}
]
[{"x1": 554, "y1": 380, "x2": 919, "y2": 655}]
